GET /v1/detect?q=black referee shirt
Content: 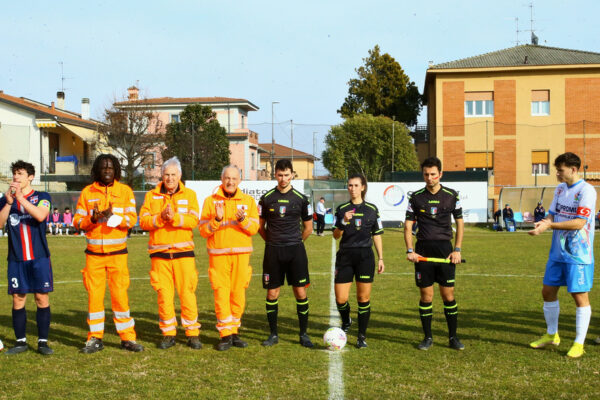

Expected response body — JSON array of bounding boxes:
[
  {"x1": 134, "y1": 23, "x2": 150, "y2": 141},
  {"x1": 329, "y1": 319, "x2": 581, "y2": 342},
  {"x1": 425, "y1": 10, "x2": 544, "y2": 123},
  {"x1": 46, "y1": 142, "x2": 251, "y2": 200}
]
[
  {"x1": 335, "y1": 201, "x2": 383, "y2": 249},
  {"x1": 259, "y1": 186, "x2": 313, "y2": 246},
  {"x1": 405, "y1": 185, "x2": 462, "y2": 241}
]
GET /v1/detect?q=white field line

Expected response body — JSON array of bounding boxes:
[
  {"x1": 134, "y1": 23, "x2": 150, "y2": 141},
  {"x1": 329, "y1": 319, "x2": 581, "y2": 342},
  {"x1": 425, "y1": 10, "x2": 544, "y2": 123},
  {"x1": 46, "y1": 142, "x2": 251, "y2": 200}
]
[
  {"x1": 2, "y1": 271, "x2": 593, "y2": 288},
  {"x1": 328, "y1": 236, "x2": 344, "y2": 400}
]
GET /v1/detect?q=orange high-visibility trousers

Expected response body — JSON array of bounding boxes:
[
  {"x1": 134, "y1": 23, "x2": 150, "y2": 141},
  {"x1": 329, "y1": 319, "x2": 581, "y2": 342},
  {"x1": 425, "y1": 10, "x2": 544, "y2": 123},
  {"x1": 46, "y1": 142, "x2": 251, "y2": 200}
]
[
  {"x1": 149, "y1": 256, "x2": 200, "y2": 337},
  {"x1": 81, "y1": 254, "x2": 137, "y2": 341},
  {"x1": 208, "y1": 254, "x2": 252, "y2": 337}
]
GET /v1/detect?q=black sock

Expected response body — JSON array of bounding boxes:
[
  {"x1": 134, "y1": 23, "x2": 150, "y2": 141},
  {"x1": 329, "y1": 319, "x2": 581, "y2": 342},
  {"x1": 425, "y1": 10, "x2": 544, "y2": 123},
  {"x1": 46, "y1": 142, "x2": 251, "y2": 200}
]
[
  {"x1": 266, "y1": 298, "x2": 279, "y2": 335},
  {"x1": 357, "y1": 301, "x2": 371, "y2": 336},
  {"x1": 336, "y1": 301, "x2": 351, "y2": 326},
  {"x1": 36, "y1": 306, "x2": 51, "y2": 341},
  {"x1": 419, "y1": 301, "x2": 433, "y2": 339},
  {"x1": 444, "y1": 300, "x2": 458, "y2": 338},
  {"x1": 12, "y1": 307, "x2": 27, "y2": 342},
  {"x1": 296, "y1": 297, "x2": 309, "y2": 335}
]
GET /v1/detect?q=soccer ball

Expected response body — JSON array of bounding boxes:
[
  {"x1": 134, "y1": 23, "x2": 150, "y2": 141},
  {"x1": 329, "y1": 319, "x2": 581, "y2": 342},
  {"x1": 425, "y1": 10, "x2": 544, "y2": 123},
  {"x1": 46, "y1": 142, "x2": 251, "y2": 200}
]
[{"x1": 323, "y1": 327, "x2": 347, "y2": 351}]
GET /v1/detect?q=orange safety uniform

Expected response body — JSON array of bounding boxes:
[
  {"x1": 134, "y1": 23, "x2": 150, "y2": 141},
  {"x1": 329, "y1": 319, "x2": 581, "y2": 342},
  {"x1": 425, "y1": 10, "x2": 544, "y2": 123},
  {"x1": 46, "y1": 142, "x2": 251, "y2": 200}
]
[
  {"x1": 140, "y1": 182, "x2": 201, "y2": 337},
  {"x1": 74, "y1": 180, "x2": 138, "y2": 341},
  {"x1": 199, "y1": 185, "x2": 259, "y2": 337}
]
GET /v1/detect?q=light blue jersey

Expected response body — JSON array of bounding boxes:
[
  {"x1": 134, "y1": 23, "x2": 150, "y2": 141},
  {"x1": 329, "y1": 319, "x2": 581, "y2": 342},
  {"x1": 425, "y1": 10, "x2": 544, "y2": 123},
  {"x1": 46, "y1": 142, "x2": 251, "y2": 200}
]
[{"x1": 548, "y1": 180, "x2": 596, "y2": 265}]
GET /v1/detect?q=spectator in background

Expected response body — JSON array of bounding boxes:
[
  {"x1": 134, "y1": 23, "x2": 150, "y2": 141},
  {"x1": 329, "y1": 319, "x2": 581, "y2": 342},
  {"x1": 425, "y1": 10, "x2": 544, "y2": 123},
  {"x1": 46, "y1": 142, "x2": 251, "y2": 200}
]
[
  {"x1": 315, "y1": 197, "x2": 326, "y2": 236},
  {"x1": 502, "y1": 204, "x2": 515, "y2": 230},
  {"x1": 493, "y1": 209, "x2": 501, "y2": 224},
  {"x1": 62, "y1": 207, "x2": 73, "y2": 235},
  {"x1": 49, "y1": 208, "x2": 63, "y2": 235},
  {"x1": 534, "y1": 202, "x2": 546, "y2": 223}
]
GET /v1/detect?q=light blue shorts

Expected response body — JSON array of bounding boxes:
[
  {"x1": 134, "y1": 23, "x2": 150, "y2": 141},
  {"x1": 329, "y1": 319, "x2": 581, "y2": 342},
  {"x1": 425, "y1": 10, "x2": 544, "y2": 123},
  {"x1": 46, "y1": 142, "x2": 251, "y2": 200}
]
[{"x1": 543, "y1": 260, "x2": 594, "y2": 293}]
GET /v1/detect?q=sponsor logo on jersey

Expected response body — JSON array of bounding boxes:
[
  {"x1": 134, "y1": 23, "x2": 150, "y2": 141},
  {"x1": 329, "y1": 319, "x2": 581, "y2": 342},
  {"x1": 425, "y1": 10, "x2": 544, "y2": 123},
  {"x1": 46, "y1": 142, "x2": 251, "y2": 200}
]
[
  {"x1": 574, "y1": 192, "x2": 581, "y2": 202},
  {"x1": 9, "y1": 213, "x2": 19, "y2": 226},
  {"x1": 577, "y1": 207, "x2": 591, "y2": 218}
]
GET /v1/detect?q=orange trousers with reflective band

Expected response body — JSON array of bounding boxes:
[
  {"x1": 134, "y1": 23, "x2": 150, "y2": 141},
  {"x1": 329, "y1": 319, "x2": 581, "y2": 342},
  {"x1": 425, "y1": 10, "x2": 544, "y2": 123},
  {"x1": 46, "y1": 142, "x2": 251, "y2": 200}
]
[
  {"x1": 82, "y1": 254, "x2": 136, "y2": 341},
  {"x1": 208, "y1": 254, "x2": 252, "y2": 337},
  {"x1": 149, "y1": 256, "x2": 200, "y2": 337}
]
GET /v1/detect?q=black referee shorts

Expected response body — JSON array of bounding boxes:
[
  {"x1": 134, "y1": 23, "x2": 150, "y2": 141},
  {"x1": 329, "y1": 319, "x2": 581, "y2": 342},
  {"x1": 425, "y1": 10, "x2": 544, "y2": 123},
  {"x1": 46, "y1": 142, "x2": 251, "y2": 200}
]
[
  {"x1": 262, "y1": 243, "x2": 310, "y2": 289},
  {"x1": 414, "y1": 240, "x2": 455, "y2": 288},
  {"x1": 334, "y1": 247, "x2": 375, "y2": 284}
]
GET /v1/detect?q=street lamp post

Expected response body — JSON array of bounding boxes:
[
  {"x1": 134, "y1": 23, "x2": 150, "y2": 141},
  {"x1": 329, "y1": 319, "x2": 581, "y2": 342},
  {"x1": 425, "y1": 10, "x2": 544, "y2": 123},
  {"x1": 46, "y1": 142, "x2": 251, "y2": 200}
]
[{"x1": 270, "y1": 101, "x2": 279, "y2": 179}]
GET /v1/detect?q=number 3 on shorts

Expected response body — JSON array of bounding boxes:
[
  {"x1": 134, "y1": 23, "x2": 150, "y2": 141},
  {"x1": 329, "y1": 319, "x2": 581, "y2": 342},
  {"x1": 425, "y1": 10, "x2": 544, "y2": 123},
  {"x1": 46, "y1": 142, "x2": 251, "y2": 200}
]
[{"x1": 11, "y1": 277, "x2": 18, "y2": 288}]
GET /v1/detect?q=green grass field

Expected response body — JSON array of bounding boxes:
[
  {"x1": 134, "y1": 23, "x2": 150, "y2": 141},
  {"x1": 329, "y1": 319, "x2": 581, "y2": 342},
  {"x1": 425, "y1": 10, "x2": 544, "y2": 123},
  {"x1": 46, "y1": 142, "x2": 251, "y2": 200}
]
[{"x1": 1, "y1": 227, "x2": 600, "y2": 399}]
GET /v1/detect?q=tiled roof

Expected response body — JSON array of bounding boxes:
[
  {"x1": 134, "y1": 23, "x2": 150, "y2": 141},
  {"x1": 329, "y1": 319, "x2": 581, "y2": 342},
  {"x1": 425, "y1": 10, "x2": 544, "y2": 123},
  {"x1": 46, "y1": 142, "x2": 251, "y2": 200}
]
[
  {"x1": 431, "y1": 44, "x2": 600, "y2": 69},
  {"x1": 115, "y1": 96, "x2": 259, "y2": 111},
  {"x1": 0, "y1": 91, "x2": 98, "y2": 128},
  {"x1": 258, "y1": 143, "x2": 318, "y2": 160}
]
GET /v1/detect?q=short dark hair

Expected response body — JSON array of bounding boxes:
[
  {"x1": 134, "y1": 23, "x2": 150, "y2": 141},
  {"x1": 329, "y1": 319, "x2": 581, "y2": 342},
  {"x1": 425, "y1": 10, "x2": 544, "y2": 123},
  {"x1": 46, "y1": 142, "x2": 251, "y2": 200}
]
[
  {"x1": 554, "y1": 152, "x2": 581, "y2": 169},
  {"x1": 53, "y1": 208, "x2": 58, "y2": 211},
  {"x1": 421, "y1": 157, "x2": 442, "y2": 172},
  {"x1": 65, "y1": 207, "x2": 70, "y2": 211},
  {"x1": 275, "y1": 159, "x2": 293, "y2": 172},
  {"x1": 348, "y1": 173, "x2": 368, "y2": 200},
  {"x1": 11, "y1": 160, "x2": 35, "y2": 176},
  {"x1": 91, "y1": 154, "x2": 121, "y2": 182}
]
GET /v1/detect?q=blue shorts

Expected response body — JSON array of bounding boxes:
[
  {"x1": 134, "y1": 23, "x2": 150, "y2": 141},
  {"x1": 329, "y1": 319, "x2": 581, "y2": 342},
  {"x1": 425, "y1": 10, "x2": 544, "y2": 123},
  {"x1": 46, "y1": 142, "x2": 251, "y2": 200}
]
[
  {"x1": 7, "y1": 257, "x2": 54, "y2": 294},
  {"x1": 543, "y1": 260, "x2": 594, "y2": 293}
]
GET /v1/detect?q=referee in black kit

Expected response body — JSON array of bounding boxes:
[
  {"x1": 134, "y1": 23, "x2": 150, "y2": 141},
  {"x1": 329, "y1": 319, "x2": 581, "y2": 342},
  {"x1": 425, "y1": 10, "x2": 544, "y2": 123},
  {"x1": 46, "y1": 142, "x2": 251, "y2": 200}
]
[
  {"x1": 404, "y1": 157, "x2": 465, "y2": 351},
  {"x1": 259, "y1": 159, "x2": 315, "y2": 348}
]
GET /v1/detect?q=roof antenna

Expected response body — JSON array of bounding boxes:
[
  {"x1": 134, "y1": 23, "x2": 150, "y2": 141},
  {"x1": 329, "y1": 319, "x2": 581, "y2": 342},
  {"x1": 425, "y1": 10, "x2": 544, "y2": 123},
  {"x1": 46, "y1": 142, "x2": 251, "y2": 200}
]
[
  {"x1": 514, "y1": 17, "x2": 521, "y2": 46},
  {"x1": 529, "y1": 2, "x2": 539, "y2": 45}
]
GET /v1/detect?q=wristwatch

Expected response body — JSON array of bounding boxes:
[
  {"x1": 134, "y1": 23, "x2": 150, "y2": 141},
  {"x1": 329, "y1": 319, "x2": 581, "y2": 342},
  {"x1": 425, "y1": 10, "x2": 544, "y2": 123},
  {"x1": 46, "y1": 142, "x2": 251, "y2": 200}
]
[
  {"x1": 406, "y1": 248, "x2": 413, "y2": 254},
  {"x1": 454, "y1": 247, "x2": 461, "y2": 252}
]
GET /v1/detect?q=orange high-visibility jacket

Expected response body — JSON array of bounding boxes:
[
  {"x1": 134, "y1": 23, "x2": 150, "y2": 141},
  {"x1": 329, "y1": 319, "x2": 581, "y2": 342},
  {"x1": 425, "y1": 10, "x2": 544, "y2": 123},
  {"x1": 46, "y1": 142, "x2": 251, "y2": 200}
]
[
  {"x1": 140, "y1": 182, "x2": 199, "y2": 254},
  {"x1": 74, "y1": 181, "x2": 137, "y2": 253},
  {"x1": 199, "y1": 186, "x2": 259, "y2": 255}
]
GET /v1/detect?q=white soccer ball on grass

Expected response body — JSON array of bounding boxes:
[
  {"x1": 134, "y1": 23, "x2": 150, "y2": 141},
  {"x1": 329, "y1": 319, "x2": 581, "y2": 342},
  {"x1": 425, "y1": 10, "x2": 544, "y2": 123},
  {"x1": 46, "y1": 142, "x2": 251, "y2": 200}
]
[{"x1": 323, "y1": 327, "x2": 347, "y2": 351}]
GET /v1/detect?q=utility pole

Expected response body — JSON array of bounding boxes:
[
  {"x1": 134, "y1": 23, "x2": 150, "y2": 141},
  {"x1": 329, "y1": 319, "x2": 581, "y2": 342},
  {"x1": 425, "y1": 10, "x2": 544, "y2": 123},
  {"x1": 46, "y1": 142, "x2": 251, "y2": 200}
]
[
  {"x1": 313, "y1": 131, "x2": 317, "y2": 178},
  {"x1": 391, "y1": 116, "x2": 396, "y2": 173},
  {"x1": 191, "y1": 122, "x2": 195, "y2": 180},
  {"x1": 270, "y1": 101, "x2": 279, "y2": 179},
  {"x1": 583, "y1": 120, "x2": 587, "y2": 180},
  {"x1": 290, "y1": 119, "x2": 294, "y2": 164}
]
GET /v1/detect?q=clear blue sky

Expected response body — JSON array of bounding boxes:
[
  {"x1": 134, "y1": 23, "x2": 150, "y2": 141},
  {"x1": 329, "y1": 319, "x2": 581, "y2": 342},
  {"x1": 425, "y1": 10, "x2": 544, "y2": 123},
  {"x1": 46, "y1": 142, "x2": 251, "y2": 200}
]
[{"x1": 2, "y1": 0, "x2": 598, "y2": 172}]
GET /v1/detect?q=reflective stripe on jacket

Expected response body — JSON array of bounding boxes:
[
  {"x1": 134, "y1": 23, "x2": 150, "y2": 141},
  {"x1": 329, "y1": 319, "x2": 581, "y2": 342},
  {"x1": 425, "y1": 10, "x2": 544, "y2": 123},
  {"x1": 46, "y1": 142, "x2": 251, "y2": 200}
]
[
  {"x1": 140, "y1": 182, "x2": 199, "y2": 254},
  {"x1": 199, "y1": 186, "x2": 259, "y2": 255},
  {"x1": 73, "y1": 180, "x2": 137, "y2": 254}
]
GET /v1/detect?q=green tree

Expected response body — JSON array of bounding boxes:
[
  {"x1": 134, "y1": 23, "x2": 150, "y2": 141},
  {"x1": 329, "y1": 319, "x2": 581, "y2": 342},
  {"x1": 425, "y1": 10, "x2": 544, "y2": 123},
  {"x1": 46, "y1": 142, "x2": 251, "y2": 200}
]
[
  {"x1": 322, "y1": 113, "x2": 419, "y2": 181},
  {"x1": 162, "y1": 104, "x2": 230, "y2": 180},
  {"x1": 338, "y1": 45, "x2": 422, "y2": 126},
  {"x1": 101, "y1": 98, "x2": 165, "y2": 188}
]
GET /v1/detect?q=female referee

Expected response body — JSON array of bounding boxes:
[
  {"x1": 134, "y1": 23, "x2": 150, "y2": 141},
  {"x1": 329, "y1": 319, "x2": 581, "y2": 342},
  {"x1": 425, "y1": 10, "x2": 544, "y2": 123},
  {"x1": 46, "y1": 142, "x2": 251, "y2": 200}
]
[{"x1": 333, "y1": 174, "x2": 384, "y2": 348}]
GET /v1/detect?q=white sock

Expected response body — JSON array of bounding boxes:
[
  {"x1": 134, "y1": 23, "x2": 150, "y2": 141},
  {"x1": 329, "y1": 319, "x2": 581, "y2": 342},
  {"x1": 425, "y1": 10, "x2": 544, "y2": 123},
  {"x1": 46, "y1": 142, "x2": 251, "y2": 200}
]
[
  {"x1": 543, "y1": 300, "x2": 560, "y2": 335},
  {"x1": 575, "y1": 305, "x2": 591, "y2": 344}
]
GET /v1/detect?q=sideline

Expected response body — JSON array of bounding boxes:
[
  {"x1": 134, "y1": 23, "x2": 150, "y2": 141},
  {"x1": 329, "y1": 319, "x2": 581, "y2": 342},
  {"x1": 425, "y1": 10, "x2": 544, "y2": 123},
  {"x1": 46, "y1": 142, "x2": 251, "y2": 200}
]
[{"x1": 328, "y1": 236, "x2": 344, "y2": 400}]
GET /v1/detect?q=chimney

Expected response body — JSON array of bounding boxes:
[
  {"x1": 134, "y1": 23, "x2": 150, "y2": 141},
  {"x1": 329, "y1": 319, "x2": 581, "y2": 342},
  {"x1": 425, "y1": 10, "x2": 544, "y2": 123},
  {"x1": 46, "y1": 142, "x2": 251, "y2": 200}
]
[
  {"x1": 51, "y1": 101, "x2": 55, "y2": 110},
  {"x1": 81, "y1": 98, "x2": 90, "y2": 120},
  {"x1": 56, "y1": 91, "x2": 65, "y2": 109},
  {"x1": 128, "y1": 86, "x2": 139, "y2": 101}
]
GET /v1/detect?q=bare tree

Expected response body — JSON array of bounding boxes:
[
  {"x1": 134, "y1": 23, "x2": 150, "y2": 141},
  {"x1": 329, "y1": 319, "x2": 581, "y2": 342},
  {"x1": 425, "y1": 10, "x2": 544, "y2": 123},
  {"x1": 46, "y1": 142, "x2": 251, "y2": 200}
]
[{"x1": 99, "y1": 96, "x2": 164, "y2": 187}]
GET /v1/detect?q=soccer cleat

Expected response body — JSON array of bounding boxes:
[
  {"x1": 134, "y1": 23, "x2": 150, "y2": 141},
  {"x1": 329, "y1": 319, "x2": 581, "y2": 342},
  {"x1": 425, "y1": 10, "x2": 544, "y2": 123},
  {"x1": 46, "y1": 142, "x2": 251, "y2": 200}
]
[
  {"x1": 530, "y1": 333, "x2": 560, "y2": 349},
  {"x1": 231, "y1": 334, "x2": 248, "y2": 348},
  {"x1": 299, "y1": 333, "x2": 314, "y2": 348},
  {"x1": 261, "y1": 334, "x2": 279, "y2": 347},
  {"x1": 37, "y1": 341, "x2": 54, "y2": 356},
  {"x1": 418, "y1": 337, "x2": 433, "y2": 351},
  {"x1": 449, "y1": 336, "x2": 465, "y2": 351},
  {"x1": 159, "y1": 336, "x2": 176, "y2": 350},
  {"x1": 216, "y1": 335, "x2": 232, "y2": 351},
  {"x1": 186, "y1": 336, "x2": 202, "y2": 350},
  {"x1": 6, "y1": 341, "x2": 28, "y2": 355},
  {"x1": 121, "y1": 340, "x2": 144, "y2": 352},
  {"x1": 341, "y1": 317, "x2": 353, "y2": 334},
  {"x1": 594, "y1": 337, "x2": 600, "y2": 345},
  {"x1": 356, "y1": 334, "x2": 368, "y2": 349},
  {"x1": 566, "y1": 342, "x2": 585, "y2": 358},
  {"x1": 80, "y1": 337, "x2": 104, "y2": 354}
]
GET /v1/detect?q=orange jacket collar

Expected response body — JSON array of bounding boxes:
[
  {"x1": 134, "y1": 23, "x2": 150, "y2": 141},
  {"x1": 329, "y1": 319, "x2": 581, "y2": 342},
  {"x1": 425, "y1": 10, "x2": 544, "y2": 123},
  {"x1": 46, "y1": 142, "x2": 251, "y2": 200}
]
[{"x1": 215, "y1": 185, "x2": 242, "y2": 200}]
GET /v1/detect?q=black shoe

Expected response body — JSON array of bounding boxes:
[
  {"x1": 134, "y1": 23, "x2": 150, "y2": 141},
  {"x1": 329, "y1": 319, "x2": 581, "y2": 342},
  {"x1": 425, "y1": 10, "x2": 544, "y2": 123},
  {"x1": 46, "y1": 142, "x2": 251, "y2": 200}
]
[
  {"x1": 299, "y1": 333, "x2": 314, "y2": 348},
  {"x1": 449, "y1": 336, "x2": 465, "y2": 351},
  {"x1": 80, "y1": 337, "x2": 104, "y2": 354},
  {"x1": 341, "y1": 317, "x2": 353, "y2": 333},
  {"x1": 356, "y1": 334, "x2": 368, "y2": 349},
  {"x1": 187, "y1": 336, "x2": 202, "y2": 350},
  {"x1": 261, "y1": 334, "x2": 279, "y2": 347},
  {"x1": 231, "y1": 334, "x2": 248, "y2": 348},
  {"x1": 37, "y1": 341, "x2": 53, "y2": 355},
  {"x1": 121, "y1": 340, "x2": 144, "y2": 352},
  {"x1": 159, "y1": 336, "x2": 176, "y2": 349},
  {"x1": 418, "y1": 337, "x2": 433, "y2": 351},
  {"x1": 6, "y1": 341, "x2": 28, "y2": 355},
  {"x1": 216, "y1": 335, "x2": 232, "y2": 351}
]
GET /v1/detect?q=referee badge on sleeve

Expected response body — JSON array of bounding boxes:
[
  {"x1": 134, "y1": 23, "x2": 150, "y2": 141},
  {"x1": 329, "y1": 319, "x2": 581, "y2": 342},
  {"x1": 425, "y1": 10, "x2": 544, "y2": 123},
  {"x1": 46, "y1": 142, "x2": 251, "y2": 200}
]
[
  {"x1": 307, "y1": 204, "x2": 313, "y2": 216},
  {"x1": 377, "y1": 218, "x2": 383, "y2": 229}
]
